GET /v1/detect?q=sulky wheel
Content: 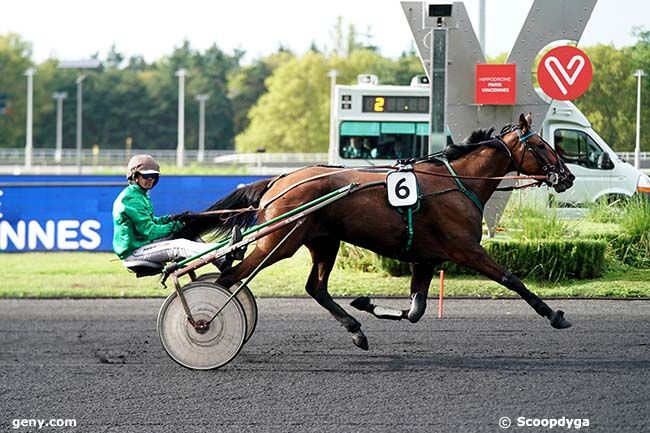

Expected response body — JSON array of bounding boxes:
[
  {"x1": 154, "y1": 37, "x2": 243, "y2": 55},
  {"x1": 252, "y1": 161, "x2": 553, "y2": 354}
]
[
  {"x1": 195, "y1": 272, "x2": 258, "y2": 343},
  {"x1": 157, "y1": 281, "x2": 247, "y2": 370}
]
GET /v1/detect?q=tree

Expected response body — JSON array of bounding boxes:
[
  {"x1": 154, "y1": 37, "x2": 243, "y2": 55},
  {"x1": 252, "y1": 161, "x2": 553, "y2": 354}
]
[
  {"x1": 329, "y1": 16, "x2": 370, "y2": 57},
  {"x1": 138, "y1": 40, "x2": 241, "y2": 150},
  {"x1": 83, "y1": 68, "x2": 151, "y2": 150},
  {"x1": 235, "y1": 52, "x2": 331, "y2": 152},
  {"x1": 189, "y1": 43, "x2": 242, "y2": 150},
  {"x1": 105, "y1": 45, "x2": 125, "y2": 69},
  {"x1": 1, "y1": 35, "x2": 244, "y2": 151},
  {"x1": 487, "y1": 52, "x2": 508, "y2": 64},
  {"x1": 331, "y1": 49, "x2": 395, "y2": 85},
  {"x1": 2, "y1": 25, "x2": 648, "y2": 155},
  {"x1": 628, "y1": 28, "x2": 650, "y2": 151},
  {"x1": 0, "y1": 33, "x2": 33, "y2": 147},
  {"x1": 31, "y1": 59, "x2": 78, "y2": 149},
  {"x1": 235, "y1": 48, "x2": 427, "y2": 153},
  {"x1": 389, "y1": 51, "x2": 424, "y2": 86},
  {"x1": 125, "y1": 55, "x2": 148, "y2": 72},
  {"x1": 574, "y1": 44, "x2": 637, "y2": 150},
  {"x1": 228, "y1": 49, "x2": 294, "y2": 135}
]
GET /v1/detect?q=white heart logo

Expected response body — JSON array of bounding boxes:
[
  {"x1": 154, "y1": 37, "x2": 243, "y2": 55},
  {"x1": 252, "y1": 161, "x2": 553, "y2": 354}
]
[{"x1": 543, "y1": 55, "x2": 586, "y2": 95}]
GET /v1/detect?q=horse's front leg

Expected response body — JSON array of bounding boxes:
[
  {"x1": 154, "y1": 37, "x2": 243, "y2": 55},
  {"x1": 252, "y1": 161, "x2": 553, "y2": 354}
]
[
  {"x1": 350, "y1": 263, "x2": 435, "y2": 323},
  {"x1": 449, "y1": 244, "x2": 572, "y2": 329},
  {"x1": 405, "y1": 263, "x2": 435, "y2": 322}
]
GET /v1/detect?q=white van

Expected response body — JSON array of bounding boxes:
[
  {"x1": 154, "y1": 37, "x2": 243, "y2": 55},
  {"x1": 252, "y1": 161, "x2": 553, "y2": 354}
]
[{"x1": 538, "y1": 90, "x2": 650, "y2": 205}]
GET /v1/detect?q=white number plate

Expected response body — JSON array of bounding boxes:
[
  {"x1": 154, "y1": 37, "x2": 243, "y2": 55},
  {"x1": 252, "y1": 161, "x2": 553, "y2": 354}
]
[{"x1": 386, "y1": 171, "x2": 418, "y2": 207}]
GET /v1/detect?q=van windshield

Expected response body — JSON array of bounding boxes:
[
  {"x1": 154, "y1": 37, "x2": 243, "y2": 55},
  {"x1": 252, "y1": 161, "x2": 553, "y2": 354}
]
[
  {"x1": 339, "y1": 121, "x2": 429, "y2": 160},
  {"x1": 554, "y1": 129, "x2": 610, "y2": 170}
]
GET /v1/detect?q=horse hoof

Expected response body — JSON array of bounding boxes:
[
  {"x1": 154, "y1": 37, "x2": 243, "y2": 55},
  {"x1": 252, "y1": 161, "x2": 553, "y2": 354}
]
[
  {"x1": 550, "y1": 310, "x2": 572, "y2": 329},
  {"x1": 407, "y1": 292, "x2": 427, "y2": 323},
  {"x1": 350, "y1": 296, "x2": 373, "y2": 313},
  {"x1": 352, "y1": 332, "x2": 369, "y2": 351}
]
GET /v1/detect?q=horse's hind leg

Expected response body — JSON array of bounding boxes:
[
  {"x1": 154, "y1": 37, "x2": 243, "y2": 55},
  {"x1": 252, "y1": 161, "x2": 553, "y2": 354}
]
[
  {"x1": 305, "y1": 238, "x2": 369, "y2": 351},
  {"x1": 350, "y1": 263, "x2": 435, "y2": 323},
  {"x1": 449, "y1": 245, "x2": 572, "y2": 329}
]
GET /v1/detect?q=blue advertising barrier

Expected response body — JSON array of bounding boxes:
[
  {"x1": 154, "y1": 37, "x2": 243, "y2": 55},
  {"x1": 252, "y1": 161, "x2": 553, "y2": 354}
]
[{"x1": 0, "y1": 175, "x2": 268, "y2": 252}]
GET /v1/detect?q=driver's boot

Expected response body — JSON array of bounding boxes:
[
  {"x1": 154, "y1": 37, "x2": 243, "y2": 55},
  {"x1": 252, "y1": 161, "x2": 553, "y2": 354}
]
[
  {"x1": 214, "y1": 225, "x2": 245, "y2": 271},
  {"x1": 227, "y1": 225, "x2": 245, "y2": 261}
]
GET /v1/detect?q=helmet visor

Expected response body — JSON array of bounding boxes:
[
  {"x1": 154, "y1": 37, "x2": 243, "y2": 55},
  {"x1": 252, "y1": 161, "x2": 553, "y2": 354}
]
[{"x1": 139, "y1": 172, "x2": 159, "y2": 180}]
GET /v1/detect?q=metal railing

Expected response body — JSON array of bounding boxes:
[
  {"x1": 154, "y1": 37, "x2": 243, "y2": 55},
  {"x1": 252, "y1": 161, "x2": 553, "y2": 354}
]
[
  {"x1": 617, "y1": 152, "x2": 650, "y2": 169},
  {"x1": 213, "y1": 152, "x2": 328, "y2": 165},
  {"x1": 2, "y1": 148, "x2": 644, "y2": 171},
  {"x1": 0, "y1": 148, "x2": 234, "y2": 166},
  {"x1": 0, "y1": 148, "x2": 330, "y2": 174},
  {"x1": 617, "y1": 152, "x2": 650, "y2": 160}
]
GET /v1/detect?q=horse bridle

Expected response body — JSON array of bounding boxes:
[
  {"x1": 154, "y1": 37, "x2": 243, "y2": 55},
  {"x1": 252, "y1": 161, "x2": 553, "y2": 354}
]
[{"x1": 496, "y1": 127, "x2": 565, "y2": 187}]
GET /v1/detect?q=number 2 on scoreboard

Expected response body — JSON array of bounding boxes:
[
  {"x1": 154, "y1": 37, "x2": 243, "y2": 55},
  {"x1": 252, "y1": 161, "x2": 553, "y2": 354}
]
[{"x1": 374, "y1": 97, "x2": 385, "y2": 112}]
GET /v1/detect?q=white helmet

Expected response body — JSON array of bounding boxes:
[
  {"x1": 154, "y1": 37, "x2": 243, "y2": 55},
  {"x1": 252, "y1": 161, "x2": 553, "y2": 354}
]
[{"x1": 126, "y1": 155, "x2": 160, "y2": 185}]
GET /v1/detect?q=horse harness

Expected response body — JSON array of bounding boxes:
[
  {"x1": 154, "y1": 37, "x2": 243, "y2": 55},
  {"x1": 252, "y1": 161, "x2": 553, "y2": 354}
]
[
  {"x1": 389, "y1": 157, "x2": 486, "y2": 253},
  {"x1": 193, "y1": 128, "x2": 549, "y2": 253},
  {"x1": 387, "y1": 127, "x2": 553, "y2": 252}
]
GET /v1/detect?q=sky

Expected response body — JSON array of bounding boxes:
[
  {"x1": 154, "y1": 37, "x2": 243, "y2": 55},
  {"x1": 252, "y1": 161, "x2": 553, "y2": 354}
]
[{"x1": 0, "y1": 0, "x2": 647, "y2": 65}]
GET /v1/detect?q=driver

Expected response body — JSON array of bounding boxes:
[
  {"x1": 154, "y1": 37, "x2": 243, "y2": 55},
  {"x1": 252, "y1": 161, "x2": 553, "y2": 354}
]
[{"x1": 112, "y1": 154, "x2": 232, "y2": 268}]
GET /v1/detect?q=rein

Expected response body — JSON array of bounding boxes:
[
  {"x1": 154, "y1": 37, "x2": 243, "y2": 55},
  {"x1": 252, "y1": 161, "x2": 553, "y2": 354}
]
[
  {"x1": 188, "y1": 129, "x2": 551, "y2": 220},
  {"x1": 183, "y1": 206, "x2": 259, "y2": 217},
  {"x1": 262, "y1": 149, "x2": 546, "y2": 209},
  {"x1": 412, "y1": 169, "x2": 546, "y2": 182},
  {"x1": 262, "y1": 168, "x2": 358, "y2": 208}
]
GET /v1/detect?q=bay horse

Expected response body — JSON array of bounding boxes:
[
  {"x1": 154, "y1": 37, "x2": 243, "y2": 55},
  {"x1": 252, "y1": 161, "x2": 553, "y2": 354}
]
[{"x1": 175, "y1": 113, "x2": 575, "y2": 350}]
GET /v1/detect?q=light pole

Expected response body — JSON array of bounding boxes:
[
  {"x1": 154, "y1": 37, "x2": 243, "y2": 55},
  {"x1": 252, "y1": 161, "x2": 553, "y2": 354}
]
[
  {"x1": 176, "y1": 68, "x2": 187, "y2": 168},
  {"x1": 24, "y1": 67, "x2": 35, "y2": 169},
  {"x1": 75, "y1": 75, "x2": 87, "y2": 173},
  {"x1": 59, "y1": 60, "x2": 101, "y2": 173},
  {"x1": 634, "y1": 69, "x2": 646, "y2": 170},
  {"x1": 52, "y1": 92, "x2": 67, "y2": 163},
  {"x1": 328, "y1": 69, "x2": 338, "y2": 162},
  {"x1": 195, "y1": 94, "x2": 209, "y2": 162}
]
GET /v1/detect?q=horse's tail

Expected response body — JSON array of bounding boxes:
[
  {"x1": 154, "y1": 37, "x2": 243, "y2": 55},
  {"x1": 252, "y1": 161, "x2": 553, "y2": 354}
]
[{"x1": 175, "y1": 179, "x2": 271, "y2": 240}]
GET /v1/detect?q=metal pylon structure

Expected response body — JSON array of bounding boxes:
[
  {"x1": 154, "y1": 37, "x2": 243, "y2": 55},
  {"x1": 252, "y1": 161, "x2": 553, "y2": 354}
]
[{"x1": 402, "y1": 0, "x2": 597, "y2": 235}]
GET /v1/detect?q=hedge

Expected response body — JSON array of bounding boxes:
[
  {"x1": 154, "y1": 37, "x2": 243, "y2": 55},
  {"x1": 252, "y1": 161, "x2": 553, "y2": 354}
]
[
  {"x1": 582, "y1": 232, "x2": 650, "y2": 269},
  {"x1": 337, "y1": 239, "x2": 607, "y2": 282},
  {"x1": 480, "y1": 239, "x2": 607, "y2": 281}
]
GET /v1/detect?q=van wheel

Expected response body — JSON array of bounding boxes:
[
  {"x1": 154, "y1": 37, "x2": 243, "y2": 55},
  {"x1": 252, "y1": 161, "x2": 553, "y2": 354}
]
[{"x1": 597, "y1": 194, "x2": 630, "y2": 206}]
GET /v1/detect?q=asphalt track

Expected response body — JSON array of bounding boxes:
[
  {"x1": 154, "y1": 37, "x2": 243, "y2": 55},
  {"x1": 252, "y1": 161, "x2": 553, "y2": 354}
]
[{"x1": 0, "y1": 298, "x2": 648, "y2": 433}]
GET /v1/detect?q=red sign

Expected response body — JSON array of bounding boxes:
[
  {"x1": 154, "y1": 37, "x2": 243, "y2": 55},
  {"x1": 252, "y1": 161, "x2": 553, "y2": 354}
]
[
  {"x1": 537, "y1": 46, "x2": 593, "y2": 100},
  {"x1": 475, "y1": 64, "x2": 517, "y2": 105}
]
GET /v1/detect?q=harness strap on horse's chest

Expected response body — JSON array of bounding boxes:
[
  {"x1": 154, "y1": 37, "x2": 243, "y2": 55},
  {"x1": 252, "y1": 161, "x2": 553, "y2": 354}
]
[
  {"x1": 405, "y1": 207, "x2": 414, "y2": 252},
  {"x1": 440, "y1": 158, "x2": 484, "y2": 214},
  {"x1": 396, "y1": 203, "x2": 419, "y2": 253}
]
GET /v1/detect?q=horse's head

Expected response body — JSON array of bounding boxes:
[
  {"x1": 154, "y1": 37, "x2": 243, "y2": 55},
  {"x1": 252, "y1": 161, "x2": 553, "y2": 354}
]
[{"x1": 500, "y1": 113, "x2": 574, "y2": 193}]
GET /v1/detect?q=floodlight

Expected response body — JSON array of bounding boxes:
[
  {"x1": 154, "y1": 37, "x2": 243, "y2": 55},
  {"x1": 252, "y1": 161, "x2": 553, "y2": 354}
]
[{"x1": 58, "y1": 59, "x2": 102, "y2": 69}]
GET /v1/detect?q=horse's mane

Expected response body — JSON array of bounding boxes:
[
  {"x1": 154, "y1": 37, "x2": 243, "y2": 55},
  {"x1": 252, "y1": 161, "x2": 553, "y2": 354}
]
[
  {"x1": 436, "y1": 126, "x2": 496, "y2": 162},
  {"x1": 173, "y1": 178, "x2": 270, "y2": 241},
  {"x1": 499, "y1": 123, "x2": 517, "y2": 135}
]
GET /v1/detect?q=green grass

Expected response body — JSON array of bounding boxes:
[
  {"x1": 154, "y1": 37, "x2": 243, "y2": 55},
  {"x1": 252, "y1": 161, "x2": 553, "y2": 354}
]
[
  {"x1": 2, "y1": 250, "x2": 649, "y2": 299},
  {"x1": 504, "y1": 205, "x2": 576, "y2": 241}
]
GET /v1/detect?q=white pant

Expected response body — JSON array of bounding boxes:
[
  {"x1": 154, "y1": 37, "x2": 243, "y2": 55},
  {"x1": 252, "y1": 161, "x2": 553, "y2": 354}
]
[{"x1": 124, "y1": 239, "x2": 215, "y2": 264}]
